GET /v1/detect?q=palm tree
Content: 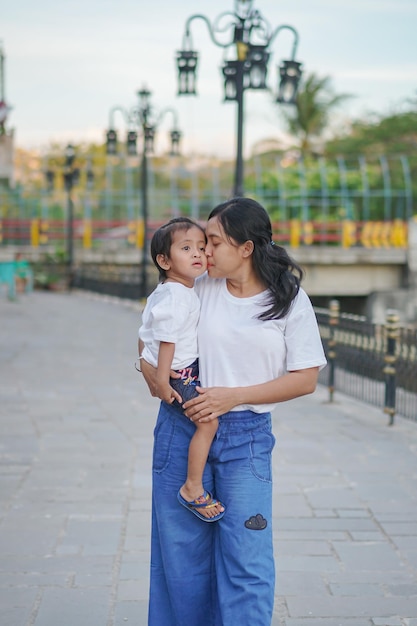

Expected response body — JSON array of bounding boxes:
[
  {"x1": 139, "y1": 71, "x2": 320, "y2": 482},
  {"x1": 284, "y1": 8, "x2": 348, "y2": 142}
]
[{"x1": 280, "y1": 73, "x2": 352, "y2": 158}]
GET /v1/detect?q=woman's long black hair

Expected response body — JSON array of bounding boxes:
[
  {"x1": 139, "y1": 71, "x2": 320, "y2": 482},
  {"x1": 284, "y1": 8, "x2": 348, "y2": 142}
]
[{"x1": 208, "y1": 197, "x2": 304, "y2": 320}]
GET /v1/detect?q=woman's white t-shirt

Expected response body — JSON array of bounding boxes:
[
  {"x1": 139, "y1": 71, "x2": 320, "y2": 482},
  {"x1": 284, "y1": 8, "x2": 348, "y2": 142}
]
[
  {"x1": 139, "y1": 282, "x2": 200, "y2": 370},
  {"x1": 195, "y1": 274, "x2": 327, "y2": 414}
]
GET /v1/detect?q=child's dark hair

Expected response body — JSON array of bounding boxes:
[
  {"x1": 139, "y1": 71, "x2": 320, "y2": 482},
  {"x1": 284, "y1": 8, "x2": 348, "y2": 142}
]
[
  {"x1": 208, "y1": 197, "x2": 303, "y2": 320},
  {"x1": 151, "y1": 217, "x2": 206, "y2": 280}
]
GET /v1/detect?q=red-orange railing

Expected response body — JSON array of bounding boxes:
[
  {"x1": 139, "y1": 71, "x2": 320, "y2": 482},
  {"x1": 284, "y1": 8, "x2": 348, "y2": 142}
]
[{"x1": 0, "y1": 218, "x2": 409, "y2": 249}]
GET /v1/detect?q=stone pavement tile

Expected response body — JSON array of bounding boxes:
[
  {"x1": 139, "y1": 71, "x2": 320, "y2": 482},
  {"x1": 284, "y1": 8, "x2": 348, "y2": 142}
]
[
  {"x1": 117, "y1": 579, "x2": 148, "y2": 602},
  {"x1": 273, "y1": 493, "x2": 313, "y2": 517},
  {"x1": 404, "y1": 550, "x2": 417, "y2": 568},
  {"x1": 329, "y1": 582, "x2": 384, "y2": 596},
  {"x1": 33, "y1": 587, "x2": 110, "y2": 626},
  {"x1": 58, "y1": 517, "x2": 123, "y2": 556},
  {"x1": 113, "y1": 600, "x2": 148, "y2": 625},
  {"x1": 119, "y1": 558, "x2": 149, "y2": 581},
  {"x1": 336, "y1": 508, "x2": 372, "y2": 518},
  {"x1": 312, "y1": 508, "x2": 338, "y2": 517},
  {"x1": 0, "y1": 588, "x2": 38, "y2": 626},
  {"x1": 332, "y1": 541, "x2": 409, "y2": 570},
  {"x1": 0, "y1": 525, "x2": 60, "y2": 557},
  {"x1": 386, "y1": 582, "x2": 417, "y2": 596},
  {"x1": 372, "y1": 617, "x2": 408, "y2": 626},
  {"x1": 0, "y1": 553, "x2": 114, "y2": 580},
  {"x1": 306, "y1": 488, "x2": 363, "y2": 510},
  {"x1": 0, "y1": 571, "x2": 69, "y2": 587},
  {"x1": 275, "y1": 571, "x2": 328, "y2": 596},
  {"x1": 276, "y1": 555, "x2": 341, "y2": 572},
  {"x1": 377, "y1": 511, "x2": 417, "y2": 522},
  {"x1": 392, "y1": 536, "x2": 417, "y2": 551},
  {"x1": 274, "y1": 539, "x2": 333, "y2": 556},
  {"x1": 286, "y1": 595, "x2": 417, "y2": 618},
  {"x1": 275, "y1": 530, "x2": 350, "y2": 541},
  {"x1": 276, "y1": 517, "x2": 379, "y2": 532},
  {"x1": 349, "y1": 531, "x2": 387, "y2": 541},
  {"x1": 380, "y1": 522, "x2": 417, "y2": 535},
  {"x1": 285, "y1": 617, "x2": 373, "y2": 626},
  {"x1": 325, "y1": 570, "x2": 416, "y2": 585}
]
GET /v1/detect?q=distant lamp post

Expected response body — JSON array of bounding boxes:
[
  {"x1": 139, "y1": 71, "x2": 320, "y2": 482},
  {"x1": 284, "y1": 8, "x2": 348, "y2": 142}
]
[
  {"x1": 106, "y1": 87, "x2": 181, "y2": 297},
  {"x1": 63, "y1": 143, "x2": 79, "y2": 288},
  {"x1": 176, "y1": 0, "x2": 302, "y2": 196}
]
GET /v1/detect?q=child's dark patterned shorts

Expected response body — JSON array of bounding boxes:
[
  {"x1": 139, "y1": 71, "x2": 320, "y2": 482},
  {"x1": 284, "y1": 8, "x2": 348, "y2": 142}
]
[{"x1": 170, "y1": 358, "x2": 200, "y2": 412}]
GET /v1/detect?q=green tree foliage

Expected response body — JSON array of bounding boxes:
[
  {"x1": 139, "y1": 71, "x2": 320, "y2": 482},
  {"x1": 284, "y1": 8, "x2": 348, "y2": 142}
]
[
  {"x1": 325, "y1": 109, "x2": 417, "y2": 158},
  {"x1": 280, "y1": 73, "x2": 352, "y2": 158}
]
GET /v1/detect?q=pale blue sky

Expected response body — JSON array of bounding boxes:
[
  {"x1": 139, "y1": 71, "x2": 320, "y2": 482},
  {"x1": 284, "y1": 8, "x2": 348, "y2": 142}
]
[{"x1": 2, "y1": 0, "x2": 416, "y2": 157}]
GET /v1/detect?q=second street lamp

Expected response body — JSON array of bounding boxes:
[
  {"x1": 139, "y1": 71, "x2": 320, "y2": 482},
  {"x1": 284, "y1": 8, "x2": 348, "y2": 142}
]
[
  {"x1": 106, "y1": 87, "x2": 181, "y2": 298},
  {"x1": 63, "y1": 143, "x2": 79, "y2": 288},
  {"x1": 176, "y1": 0, "x2": 302, "y2": 197}
]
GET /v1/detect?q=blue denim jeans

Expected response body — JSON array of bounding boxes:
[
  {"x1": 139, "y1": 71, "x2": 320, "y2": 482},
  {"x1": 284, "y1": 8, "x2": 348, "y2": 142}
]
[{"x1": 148, "y1": 401, "x2": 276, "y2": 626}]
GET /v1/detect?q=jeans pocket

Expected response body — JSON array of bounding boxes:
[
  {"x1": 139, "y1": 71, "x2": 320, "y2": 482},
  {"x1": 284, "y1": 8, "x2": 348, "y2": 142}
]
[
  {"x1": 153, "y1": 406, "x2": 176, "y2": 473},
  {"x1": 249, "y1": 429, "x2": 276, "y2": 482}
]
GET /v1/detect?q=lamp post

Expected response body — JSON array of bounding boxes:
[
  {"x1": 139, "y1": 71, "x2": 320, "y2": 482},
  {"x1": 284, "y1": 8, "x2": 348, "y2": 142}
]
[
  {"x1": 176, "y1": 0, "x2": 302, "y2": 197},
  {"x1": 63, "y1": 144, "x2": 79, "y2": 288},
  {"x1": 106, "y1": 87, "x2": 181, "y2": 297}
]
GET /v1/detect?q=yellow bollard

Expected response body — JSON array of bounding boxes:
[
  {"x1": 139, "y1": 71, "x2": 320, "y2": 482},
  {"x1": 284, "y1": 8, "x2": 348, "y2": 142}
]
[
  {"x1": 127, "y1": 221, "x2": 136, "y2": 246},
  {"x1": 136, "y1": 219, "x2": 144, "y2": 249},
  {"x1": 83, "y1": 219, "x2": 92, "y2": 249},
  {"x1": 371, "y1": 221, "x2": 382, "y2": 247},
  {"x1": 360, "y1": 222, "x2": 372, "y2": 248},
  {"x1": 342, "y1": 220, "x2": 356, "y2": 248},
  {"x1": 290, "y1": 219, "x2": 300, "y2": 248},
  {"x1": 30, "y1": 218, "x2": 40, "y2": 247},
  {"x1": 302, "y1": 221, "x2": 314, "y2": 246},
  {"x1": 391, "y1": 219, "x2": 407, "y2": 248}
]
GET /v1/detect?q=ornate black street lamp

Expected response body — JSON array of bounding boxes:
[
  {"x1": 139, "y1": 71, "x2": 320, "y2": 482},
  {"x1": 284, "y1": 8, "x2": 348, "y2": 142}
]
[
  {"x1": 106, "y1": 87, "x2": 181, "y2": 297},
  {"x1": 176, "y1": 0, "x2": 302, "y2": 196},
  {"x1": 63, "y1": 144, "x2": 79, "y2": 288}
]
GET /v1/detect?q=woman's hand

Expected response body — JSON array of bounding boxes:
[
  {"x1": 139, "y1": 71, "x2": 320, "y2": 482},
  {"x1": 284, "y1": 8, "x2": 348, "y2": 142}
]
[
  {"x1": 183, "y1": 386, "x2": 239, "y2": 422},
  {"x1": 140, "y1": 359, "x2": 158, "y2": 396}
]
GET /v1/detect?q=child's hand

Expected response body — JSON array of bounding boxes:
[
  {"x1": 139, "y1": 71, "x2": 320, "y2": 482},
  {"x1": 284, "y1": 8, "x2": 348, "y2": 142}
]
[{"x1": 156, "y1": 381, "x2": 182, "y2": 405}]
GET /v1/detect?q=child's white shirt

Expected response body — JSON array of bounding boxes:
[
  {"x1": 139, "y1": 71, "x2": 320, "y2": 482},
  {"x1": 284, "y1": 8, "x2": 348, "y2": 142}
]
[{"x1": 139, "y1": 282, "x2": 200, "y2": 370}]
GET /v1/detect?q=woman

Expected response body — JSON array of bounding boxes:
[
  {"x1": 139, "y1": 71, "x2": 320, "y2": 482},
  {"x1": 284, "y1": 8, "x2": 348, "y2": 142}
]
[{"x1": 139, "y1": 197, "x2": 326, "y2": 626}]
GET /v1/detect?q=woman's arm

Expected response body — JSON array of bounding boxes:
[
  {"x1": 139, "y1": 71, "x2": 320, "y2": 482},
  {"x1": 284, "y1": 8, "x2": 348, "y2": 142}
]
[{"x1": 183, "y1": 367, "x2": 319, "y2": 422}]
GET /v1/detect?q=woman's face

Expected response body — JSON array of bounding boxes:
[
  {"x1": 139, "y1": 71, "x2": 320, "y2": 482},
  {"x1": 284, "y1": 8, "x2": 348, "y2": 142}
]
[{"x1": 205, "y1": 216, "x2": 247, "y2": 279}]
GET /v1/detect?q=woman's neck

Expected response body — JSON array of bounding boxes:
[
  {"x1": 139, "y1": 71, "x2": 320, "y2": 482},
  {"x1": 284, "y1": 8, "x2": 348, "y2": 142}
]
[{"x1": 226, "y1": 272, "x2": 266, "y2": 298}]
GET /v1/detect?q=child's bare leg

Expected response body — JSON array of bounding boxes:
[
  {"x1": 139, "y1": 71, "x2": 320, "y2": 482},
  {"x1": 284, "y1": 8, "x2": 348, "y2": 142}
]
[{"x1": 180, "y1": 418, "x2": 223, "y2": 519}]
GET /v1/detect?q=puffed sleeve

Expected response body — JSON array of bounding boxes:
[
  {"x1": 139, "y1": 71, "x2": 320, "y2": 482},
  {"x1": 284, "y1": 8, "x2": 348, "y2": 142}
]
[
  {"x1": 149, "y1": 291, "x2": 190, "y2": 344},
  {"x1": 285, "y1": 289, "x2": 327, "y2": 371}
]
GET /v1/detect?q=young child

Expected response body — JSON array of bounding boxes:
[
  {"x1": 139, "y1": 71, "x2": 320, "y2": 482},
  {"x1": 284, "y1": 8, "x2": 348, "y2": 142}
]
[{"x1": 138, "y1": 217, "x2": 225, "y2": 522}]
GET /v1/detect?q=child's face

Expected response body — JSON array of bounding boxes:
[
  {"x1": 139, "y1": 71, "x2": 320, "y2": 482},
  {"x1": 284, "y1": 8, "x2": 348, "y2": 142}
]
[{"x1": 158, "y1": 226, "x2": 207, "y2": 287}]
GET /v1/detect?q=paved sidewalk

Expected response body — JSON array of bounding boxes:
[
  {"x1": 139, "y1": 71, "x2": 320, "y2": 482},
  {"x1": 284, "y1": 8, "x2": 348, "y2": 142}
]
[{"x1": 0, "y1": 291, "x2": 416, "y2": 626}]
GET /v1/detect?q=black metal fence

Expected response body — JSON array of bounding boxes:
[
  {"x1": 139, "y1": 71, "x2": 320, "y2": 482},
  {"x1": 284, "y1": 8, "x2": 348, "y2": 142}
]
[
  {"x1": 72, "y1": 266, "x2": 145, "y2": 300},
  {"x1": 316, "y1": 303, "x2": 417, "y2": 424}
]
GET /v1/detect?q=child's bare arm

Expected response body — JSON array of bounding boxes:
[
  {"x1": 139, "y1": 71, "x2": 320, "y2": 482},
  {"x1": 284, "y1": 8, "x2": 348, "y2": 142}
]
[{"x1": 157, "y1": 342, "x2": 182, "y2": 404}]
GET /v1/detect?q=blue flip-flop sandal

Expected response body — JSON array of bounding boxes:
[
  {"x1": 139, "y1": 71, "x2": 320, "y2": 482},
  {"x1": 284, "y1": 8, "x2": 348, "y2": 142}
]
[{"x1": 177, "y1": 489, "x2": 226, "y2": 522}]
